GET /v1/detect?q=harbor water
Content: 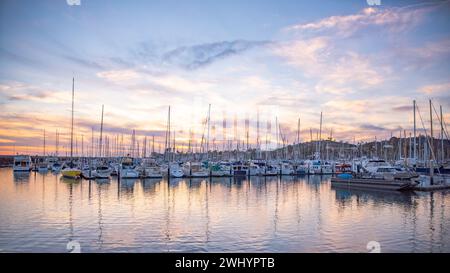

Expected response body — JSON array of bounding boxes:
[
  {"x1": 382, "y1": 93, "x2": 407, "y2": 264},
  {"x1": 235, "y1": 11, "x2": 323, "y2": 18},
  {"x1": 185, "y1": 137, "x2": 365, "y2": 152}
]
[{"x1": 0, "y1": 168, "x2": 449, "y2": 252}]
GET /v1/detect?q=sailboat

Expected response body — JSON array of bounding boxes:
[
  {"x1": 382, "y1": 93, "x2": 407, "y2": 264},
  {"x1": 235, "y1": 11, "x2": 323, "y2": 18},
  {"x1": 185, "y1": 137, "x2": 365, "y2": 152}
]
[{"x1": 62, "y1": 77, "x2": 82, "y2": 179}]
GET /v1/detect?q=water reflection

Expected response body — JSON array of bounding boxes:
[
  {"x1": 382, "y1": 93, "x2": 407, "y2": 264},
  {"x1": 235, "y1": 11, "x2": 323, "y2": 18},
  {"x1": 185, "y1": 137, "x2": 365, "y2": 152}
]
[
  {"x1": 13, "y1": 172, "x2": 30, "y2": 183},
  {"x1": 0, "y1": 168, "x2": 449, "y2": 253}
]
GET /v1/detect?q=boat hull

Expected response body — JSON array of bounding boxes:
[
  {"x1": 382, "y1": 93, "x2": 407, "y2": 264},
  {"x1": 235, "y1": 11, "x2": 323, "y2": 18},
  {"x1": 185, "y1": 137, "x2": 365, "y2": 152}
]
[
  {"x1": 62, "y1": 169, "x2": 82, "y2": 179},
  {"x1": 330, "y1": 177, "x2": 417, "y2": 191}
]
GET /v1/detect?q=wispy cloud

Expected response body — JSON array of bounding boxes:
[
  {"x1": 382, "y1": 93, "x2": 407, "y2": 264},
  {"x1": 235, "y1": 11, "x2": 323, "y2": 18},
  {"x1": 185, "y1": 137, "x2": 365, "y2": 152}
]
[
  {"x1": 419, "y1": 82, "x2": 450, "y2": 95},
  {"x1": 161, "y1": 40, "x2": 270, "y2": 69},
  {"x1": 284, "y1": 4, "x2": 437, "y2": 37}
]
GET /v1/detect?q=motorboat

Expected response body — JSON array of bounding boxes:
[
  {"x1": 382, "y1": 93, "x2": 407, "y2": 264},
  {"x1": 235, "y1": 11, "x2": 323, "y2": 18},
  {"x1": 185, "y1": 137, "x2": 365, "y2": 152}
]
[
  {"x1": 119, "y1": 157, "x2": 139, "y2": 179},
  {"x1": 183, "y1": 161, "x2": 209, "y2": 177},
  {"x1": 13, "y1": 155, "x2": 32, "y2": 172}
]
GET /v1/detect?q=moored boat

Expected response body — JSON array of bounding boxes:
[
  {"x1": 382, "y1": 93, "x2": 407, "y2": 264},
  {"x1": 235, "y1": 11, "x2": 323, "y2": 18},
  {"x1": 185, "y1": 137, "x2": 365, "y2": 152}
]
[{"x1": 13, "y1": 155, "x2": 32, "y2": 172}]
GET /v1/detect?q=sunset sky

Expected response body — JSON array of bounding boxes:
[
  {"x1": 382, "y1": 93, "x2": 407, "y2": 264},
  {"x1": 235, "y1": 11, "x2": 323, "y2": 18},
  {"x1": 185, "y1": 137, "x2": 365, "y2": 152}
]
[{"x1": 0, "y1": 0, "x2": 449, "y2": 155}]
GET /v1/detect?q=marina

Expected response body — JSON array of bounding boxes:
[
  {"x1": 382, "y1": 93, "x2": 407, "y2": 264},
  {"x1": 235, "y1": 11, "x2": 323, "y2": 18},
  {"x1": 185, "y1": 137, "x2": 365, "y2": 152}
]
[{"x1": 1, "y1": 0, "x2": 449, "y2": 256}]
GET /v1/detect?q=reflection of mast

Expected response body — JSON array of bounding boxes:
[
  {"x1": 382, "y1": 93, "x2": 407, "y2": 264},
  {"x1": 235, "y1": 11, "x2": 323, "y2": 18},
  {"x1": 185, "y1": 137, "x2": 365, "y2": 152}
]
[
  {"x1": 99, "y1": 105, "x2": 104, "y2": 158},
  {"x1": 205, "y1": 180, "x2": 210, "y2": 243},
  {"x1": 97, "y1": 184, "x2": 104, "y2": 250},
  {"x1": 68, "y1": 183, "x2": 74, "y2": 241},
  {"x1": 70, "y1": 78, "x2": 75, "y2": 158}
]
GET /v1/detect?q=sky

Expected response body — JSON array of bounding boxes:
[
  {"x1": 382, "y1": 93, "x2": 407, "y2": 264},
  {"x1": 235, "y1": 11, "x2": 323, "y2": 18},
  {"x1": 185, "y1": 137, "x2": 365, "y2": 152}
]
[{"x1": 0, "y1": 0, "x2": 449, "y2": 155}]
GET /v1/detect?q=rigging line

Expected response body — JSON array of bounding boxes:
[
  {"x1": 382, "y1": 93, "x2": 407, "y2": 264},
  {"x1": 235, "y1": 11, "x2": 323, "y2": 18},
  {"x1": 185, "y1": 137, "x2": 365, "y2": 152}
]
[
  {"x1": 430, "y1": 101, "x2": 449, "y2": 140},
  {"x1": 416, "y1": 106, "x2": 440, "y2": 173}
]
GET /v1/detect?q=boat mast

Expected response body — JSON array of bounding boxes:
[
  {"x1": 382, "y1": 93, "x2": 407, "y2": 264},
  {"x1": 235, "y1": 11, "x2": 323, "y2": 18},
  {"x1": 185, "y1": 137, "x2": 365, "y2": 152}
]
[
  {"x1": 99, "y1": 104, "x2": 104, "y2": 158},
  {"x1": 440, "y1": 105, "x2": 444, "y2": 164},
  {"x1": 318, "y1": 111, "x2": 322, "y2": 159},
  {"x1": 55, "y1": 129, "x2": 59, "y2": 157},
  {"x1": 43, "y1": 129, "x2": 46, "y2": 156},
  {"x1": 70, "y1": 77, "x2": 75, "y2": 158},
  {"x1": 206, "y1": 104, "x2": 211, "y2": 158},
  {"x1": 429, "y1": 99, "x2": 433, "y2": 163},
  {"x1": 413, "y1": 100, "x2": 417, "y2": 161},
  {"x1": 297, "y1": 116, "x2": 300, "y2": 160}
]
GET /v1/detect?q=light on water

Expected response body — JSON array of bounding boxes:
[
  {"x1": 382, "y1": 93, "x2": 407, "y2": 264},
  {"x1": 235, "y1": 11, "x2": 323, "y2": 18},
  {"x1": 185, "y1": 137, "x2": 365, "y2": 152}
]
[{"x1": 0, "y1": 168, "x2": 449, "y2": 253}]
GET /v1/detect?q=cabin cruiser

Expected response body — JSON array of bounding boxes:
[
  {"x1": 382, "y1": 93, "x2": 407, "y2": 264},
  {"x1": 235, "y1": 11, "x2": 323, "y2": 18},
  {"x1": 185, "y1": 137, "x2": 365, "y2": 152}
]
[
  {"x1": 262, "y1": 163, "x2": 279, "y2": 176},
  {"x1": 95, "y1": 164, "x2": 112, "y2": 179},
  {"x1": 61, "y1": 161, "x2": 82, "y2": 179},
  {"x1": 248, "y1": 162, "x2": 261, "y2": 176},
  {"x1": 51, "y1": 161, "x2": 63, "y2": 172},
  {"x1": 361, "y1": 159, "x2": 415, "y2": 180},
  {"x1": 232, "y1": 162, "x2": 249, "y2": 176},
  {"x1": 321, "y1": 161, "x2": 334, "y2": 174},
  {"x1": 13, "y1": 155, "x2": 32, "y2": 172},
  {"x1": 37, "y1": 159, "x2": 49, "y2": 172},
  {"x1": 294, "y1": 161, "x2": 309, "y2": 175},
  {"x1": 280, "y1": 162, "x2": 294, "y2": 175},
  {"x1": 183, "y1": 161, "x2": 209, "y2": 177},
  {"x1": 81, "y1": 162, "x2": 95, "y2": 179},
  {"x1": 137, "y1": 158, "x2": 162, "y2": 178},
  {"x1": 119, "y1": 157, "x2": 139, "y2": 179},
  {"x1": 218, "y1": 161, "x2": 233, "y2": 176},
  {"x1": 309, "y1": 160, "x2": 322, "y2": 174},
  {"x1": 209, "y1": 162, "x2": 225, "y2": 177}
]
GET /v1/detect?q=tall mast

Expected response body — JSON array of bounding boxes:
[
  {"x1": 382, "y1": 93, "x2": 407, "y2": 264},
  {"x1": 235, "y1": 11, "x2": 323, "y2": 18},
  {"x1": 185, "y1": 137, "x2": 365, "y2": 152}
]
[
  {"x1": 440, "y1": 105, "x2": 444, "y2": 164},
  {"x1": 206, "y1": 104, "x2": 211, "y2": 156},
  {"x1": 413, "y1": 100, "x2": 417, "y2": 160},
  {"x1": 297, "y1": 117, "x2": 300, "y2": 159},
  {"x1": 55, "y1": 129, "x2": 59, "y2": 156},
  {"x1": 256, "y1": 110, "x2": 260, "y2": 150},
  {"x1": 152, "y1": 135, "x2": 155, "y2": 155},
  {"x1": 91, "y1": 127, "x2": 94, "y2": 157},
  {"x1": 99, "y1": 104, "x2": 104, "y2": 157},
  {"x1": 70, "y1": 77, "x2": 75, "y2": 158},
  {"x1": 222, "y1": 111, "x2": 227, "y2": 151},
  {"x1": 429, "y1": 99, "x2": 433, "y2": 162},
  {"x1": 43, "y1": 129, "x2": 46, "y2": 156},
  {"x1": 318, "y1": 111, "x2": 323, "y2": 159}
]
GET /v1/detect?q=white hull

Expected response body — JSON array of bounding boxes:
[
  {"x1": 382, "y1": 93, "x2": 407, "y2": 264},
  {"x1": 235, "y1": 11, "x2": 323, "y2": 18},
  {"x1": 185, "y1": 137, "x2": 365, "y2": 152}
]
[
  {"x1": 13, "y1": 166, "x2": 31, "y2": 172},
  {"x1": 120, "y1": 169, "x2": 140, "y2": 179}
]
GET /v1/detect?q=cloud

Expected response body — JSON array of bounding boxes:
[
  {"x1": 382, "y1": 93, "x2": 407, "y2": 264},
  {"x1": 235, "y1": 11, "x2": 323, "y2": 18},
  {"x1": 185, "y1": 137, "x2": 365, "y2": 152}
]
[
  {"x1": 0, "y1": 82, "x2": 68, "y2": 103},
  {"x1": 359, "y1": 123, "x2": 388, "y2": 131},
  {"x1": 419, "y1": 82, "x2": 450, "y2": 95},
  {"x1": 162, "y1": 40, "x2": 270, "y2": 69},
  {"x1": 272, "y1": 38, "x2": 385, "y2": 94},
  {"x1": 284, "y1": 4, "x2": 435, "y2": 37},
  {"x1": 96, "y1": 69, "x2": 140, "y2": 82},
  {"x1": 392, "y1": 105, "x2": 413, "y2": 112}
]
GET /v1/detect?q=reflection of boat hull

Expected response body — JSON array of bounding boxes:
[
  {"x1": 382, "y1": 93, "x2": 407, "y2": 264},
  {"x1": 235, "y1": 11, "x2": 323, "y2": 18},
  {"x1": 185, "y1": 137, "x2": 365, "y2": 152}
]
[
  {"x1": 62, "y1": 169, "x2": 82, "y2": 179},
  {"x1": 120, "y1": 170, "x2": 139, "y2": 179},
  {"x1": 331, "y1": 177, "x2": 417, "y2": 191},
  {"x1": 170, "y1": 169, "x2": 184, "y2": 178}
]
